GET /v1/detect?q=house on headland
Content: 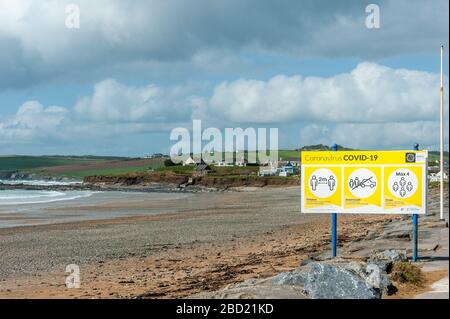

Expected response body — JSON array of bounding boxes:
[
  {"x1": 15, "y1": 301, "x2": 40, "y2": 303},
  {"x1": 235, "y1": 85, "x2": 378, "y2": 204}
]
[
  {"x1": 182, "y1": 156, "x2": 196, "y2": 166},
  {"x1": 194, "y1": 160, "x2": 214, "y2": 176}
]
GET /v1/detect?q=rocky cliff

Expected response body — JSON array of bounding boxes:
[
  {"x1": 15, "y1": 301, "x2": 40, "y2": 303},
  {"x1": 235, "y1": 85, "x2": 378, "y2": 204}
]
[
  {"x1": 83, "y1": 172, "x2": 299, "y2": 189},
  {"x1": 0, "y1": 170, "x2": 33, "y2": 180}
]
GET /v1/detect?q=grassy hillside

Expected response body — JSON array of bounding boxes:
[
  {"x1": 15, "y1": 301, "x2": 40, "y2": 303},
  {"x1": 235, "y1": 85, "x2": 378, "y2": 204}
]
[
  {"x1": 2, "y1": 147, "x2": 447, "y2": 179},
  {"x1": 188, "y1": 146, "x2": 351, "y2": 162},
  {"x1": 183, "y1": 150, "x2": 299, "y2": 162},
  {"x1": 428, "y1": 151, "x2": 449, "y2": 166},
  {"x1": 0, "y1": 156, "x2": 110, "y2": 171},
  {"x1": 0, "y1": 155, "x2": 165, "y2": 179},
  {"x1": 49, "y1": 166, "x2": 153, "y2": 178}
]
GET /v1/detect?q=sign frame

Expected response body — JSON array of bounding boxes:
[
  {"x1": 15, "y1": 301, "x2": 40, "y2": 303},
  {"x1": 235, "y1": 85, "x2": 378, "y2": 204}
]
[{"x1": 301, "y1": 150, "x2": 428, "y2": 215}]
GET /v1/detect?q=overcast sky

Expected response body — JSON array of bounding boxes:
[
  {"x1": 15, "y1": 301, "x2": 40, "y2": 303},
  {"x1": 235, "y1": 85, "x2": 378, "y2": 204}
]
[{"x1": 0, "y1": 0, "x2": 448, "y2": 156}]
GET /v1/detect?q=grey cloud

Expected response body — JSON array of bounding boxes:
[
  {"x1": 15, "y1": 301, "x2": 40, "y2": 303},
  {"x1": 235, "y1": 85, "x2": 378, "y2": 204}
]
[
  {"x1": 74, "y1": 78, "x2": 194, "y2": 123},
  {"x1": 0, "y1": 0, "x2": 447, "y2": 89},
  {"x1": 0, "y1": 100, "x2": 68, "y2": 142},
  {"x1": 203, "y1": 62, "x2": 446, "y2": 125},
  {"x1": 1, "y1": 62, "x2": 447, "y2": 152}
]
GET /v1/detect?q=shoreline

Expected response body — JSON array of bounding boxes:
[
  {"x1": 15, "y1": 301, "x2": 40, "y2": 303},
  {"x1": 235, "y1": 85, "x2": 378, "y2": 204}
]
[
  {"x1": 0, "y1": 181, "x2": 199, "y2": 193},
  {"x1": 0, "y1": 181, "x2": 297, "y2": 194}
]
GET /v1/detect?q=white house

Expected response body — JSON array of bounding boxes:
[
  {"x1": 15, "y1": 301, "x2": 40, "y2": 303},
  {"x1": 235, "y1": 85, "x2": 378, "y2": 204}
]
[
  {"x1": 217, "y1": 161, "x2": 234, "y2": 167},
  {"x1": 182, "y1": 156, "x2": 196, "y2": 166},
  {"x1": 429, "y1": 171, "x2": 449, "y2": 182},
  {"x1": 235, "y1": 160, "x2": 247, "y2": 167},
  {"x1": 259, "y1": 166, "x2": 279, "y2": 176}
]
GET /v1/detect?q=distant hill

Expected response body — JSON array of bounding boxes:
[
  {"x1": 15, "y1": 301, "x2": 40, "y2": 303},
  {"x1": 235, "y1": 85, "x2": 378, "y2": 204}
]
[
  {"x1": 299, "y1": 144, "x2": 353, "y2": 151},
  {"x1": 429, "y1": 151, "x2": 449, "y2": 157},
  {"x1": 428, "y1": 151, "x2": 449, "y2": 166},
  {"x1": 0, "y1": 155, "x2": 164, "y2": 178},
  {"x1": 0, "y1": 156, "x2": 108, "y2": 172}
]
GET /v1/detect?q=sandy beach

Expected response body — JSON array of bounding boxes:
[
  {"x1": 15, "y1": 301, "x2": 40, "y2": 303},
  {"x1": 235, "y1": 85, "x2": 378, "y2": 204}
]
[{"x1": 0, "y1": 185, "x2": 447, "y2": 298}]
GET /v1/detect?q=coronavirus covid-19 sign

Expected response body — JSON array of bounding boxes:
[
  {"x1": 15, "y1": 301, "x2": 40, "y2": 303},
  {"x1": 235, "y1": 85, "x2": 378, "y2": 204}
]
[{"x1": 301, "y1": 150, "x2": 428, "y2": 214}]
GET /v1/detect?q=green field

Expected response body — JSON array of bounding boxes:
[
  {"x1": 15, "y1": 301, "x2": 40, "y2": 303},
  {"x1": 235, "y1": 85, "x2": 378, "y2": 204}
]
[
  {"x1": 428, "y1": 151, "x2": 449, "y2": 166},
  {"x1": 62, "y1": 163, "x2": 259, "y2": 177},
  {"x1": 278, "y1": 150, "x2": 300, "y2": 160},
  {"x1": 46, "y1": 166, "x2": 155, "y2": 178},
  {"x1": 184, "y1": 150, "x2": 299, "y2": 162},
  {"x1": 157, "y1": 165, "x2": 195, "y2": 174},
  {"x1": 0, "y1": 155, "x2": 160, "y2": 179},
  {"x1": 0, "y1": 156, "x2": 112, "y2": 171},
  {"x1": 2, "y1": 148, "x2": 447, "y2": 179},
  {"x1": 189, "y1": 145, "x2": 354, "y2": 162}
]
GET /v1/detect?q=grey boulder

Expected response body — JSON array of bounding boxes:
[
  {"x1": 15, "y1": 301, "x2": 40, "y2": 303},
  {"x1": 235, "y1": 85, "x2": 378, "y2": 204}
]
[
  {"x1": 304, "y1": 263, "x2": 381, "y2": 299},
  {"x1": 345, "y1": 262, "x2": 394, "y2": 295},
  {"x1": 272, "y1": 271, "x2": 307, "y2": 286},
  {"x1": 369, "y1": 249, "x2": 407, "y2": 262}
]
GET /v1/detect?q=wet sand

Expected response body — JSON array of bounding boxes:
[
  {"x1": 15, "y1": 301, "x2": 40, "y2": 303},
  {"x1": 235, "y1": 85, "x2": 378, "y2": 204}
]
[
  {"x1": 0, "y1": 186, "x2": 446, "y2": 298},
  {"x1": 0, "y1": 191, "x2": 193, "y2": 228}
]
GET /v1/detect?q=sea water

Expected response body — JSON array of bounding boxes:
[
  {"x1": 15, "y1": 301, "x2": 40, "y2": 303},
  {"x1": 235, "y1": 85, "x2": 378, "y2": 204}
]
[
  {"x1": 0, "y1": 189, "x2": 94, "y2": 205},
  {"x1": 0, "y1": 184, "x2": 191, "y2": 228},
  {"x1": 0, "y1": 179, "x2": 93, "y2": 205},
  {"x1": 0, "y1": 179, "x2": 81, "y2": 186}
]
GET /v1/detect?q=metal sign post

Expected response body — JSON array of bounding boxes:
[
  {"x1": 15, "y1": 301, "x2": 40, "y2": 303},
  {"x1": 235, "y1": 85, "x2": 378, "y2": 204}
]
[
  {"x1": 439, "y1": 45, "x2": 445, "y2": 221},
  {"x1": 331, "y1": 143, "x2": 338, "y2": 257},
  {"x1": 412, "y1": 143, "x2": 419, "y2": 262}
]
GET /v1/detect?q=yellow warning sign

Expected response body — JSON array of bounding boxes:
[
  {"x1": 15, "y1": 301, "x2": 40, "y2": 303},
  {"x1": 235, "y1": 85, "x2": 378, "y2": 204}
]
[
  {"x1": 344, "y1": 166, "x2": 382, "y2": 211},
  {"x1": 384, "y1": 166, "x2": 424, "y2": 213},
  {"x1": 301, "y1": 150, "x2": 427, "y2": 214},
  {"x1": 303, "y1": 166, "x2": 342, "y2": 211}
]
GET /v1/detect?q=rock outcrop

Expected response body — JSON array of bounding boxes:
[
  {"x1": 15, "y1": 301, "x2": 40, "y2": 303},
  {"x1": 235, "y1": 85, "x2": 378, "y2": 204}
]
[
  {"x1": 83, "y1": 172, "x2": 299, "y2": 189},
  {"x1": 194, "y1": 249, "x2": 410, "y2": 299},
  {"x1": 303, "y1": 263, "x2": 381, "y2": 299},
  {"x1": 0, "y1": 171, "x2": 33, "y2": 180}
]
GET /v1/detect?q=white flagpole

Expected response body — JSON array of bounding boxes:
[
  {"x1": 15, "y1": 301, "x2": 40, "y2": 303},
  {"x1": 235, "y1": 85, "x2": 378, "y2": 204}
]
[{"x1": 440, "y1": 45, "x2": 445, "y2": 221}]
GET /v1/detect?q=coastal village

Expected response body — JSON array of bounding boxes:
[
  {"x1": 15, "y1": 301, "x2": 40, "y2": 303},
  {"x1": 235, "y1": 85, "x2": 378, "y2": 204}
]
[
  {"x1": 1, "y1": 146, "x2": 448, "y2": 186},
  {"x1": 140, "y1": 145, "x2": 449, "y2": 182}
]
